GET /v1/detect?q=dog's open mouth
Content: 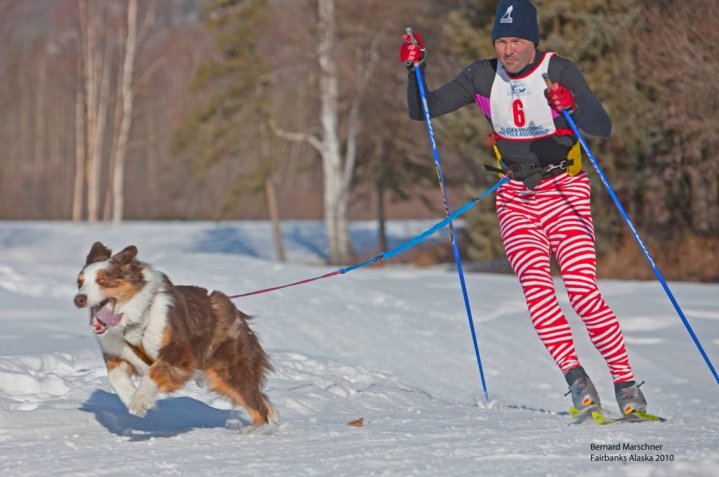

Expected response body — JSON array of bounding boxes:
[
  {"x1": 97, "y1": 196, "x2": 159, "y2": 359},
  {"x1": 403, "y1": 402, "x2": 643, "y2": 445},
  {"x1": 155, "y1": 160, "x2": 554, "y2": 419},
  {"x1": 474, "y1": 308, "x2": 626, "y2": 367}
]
[{"x1": 90, "y1": 298, "x2": 123, "y2": 334}]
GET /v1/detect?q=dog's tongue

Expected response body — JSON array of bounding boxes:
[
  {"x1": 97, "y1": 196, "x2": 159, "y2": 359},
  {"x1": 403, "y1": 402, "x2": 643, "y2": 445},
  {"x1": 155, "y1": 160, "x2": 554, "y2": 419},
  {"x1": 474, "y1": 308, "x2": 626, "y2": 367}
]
[{"x1": 95, "y1": 301, "x2": 123, "y2": 327}]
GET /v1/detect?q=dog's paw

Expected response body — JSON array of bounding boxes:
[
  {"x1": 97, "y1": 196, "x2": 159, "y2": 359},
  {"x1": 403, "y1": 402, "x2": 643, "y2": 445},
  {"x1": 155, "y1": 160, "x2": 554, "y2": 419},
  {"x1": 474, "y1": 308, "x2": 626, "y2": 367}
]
[
  {"x1": 238, "y1": 422, "x2": 280, "y2": 435},
  {"x1": 128, "y1": 401, "x2": 149, "y2": 418},
  {"x1": 225, "y1": 408, "x2": 248, "y2": 430},
  {"x1": 128, "y1": 377, "x2": 158, "y2": 418}
]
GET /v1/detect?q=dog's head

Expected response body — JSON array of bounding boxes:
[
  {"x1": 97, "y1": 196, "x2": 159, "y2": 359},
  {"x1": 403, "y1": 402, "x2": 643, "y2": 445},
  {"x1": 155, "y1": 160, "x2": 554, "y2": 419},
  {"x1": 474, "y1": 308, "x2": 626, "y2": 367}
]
[{"x1": 74, "y1": 241, "x2": 146, "y2": 335}]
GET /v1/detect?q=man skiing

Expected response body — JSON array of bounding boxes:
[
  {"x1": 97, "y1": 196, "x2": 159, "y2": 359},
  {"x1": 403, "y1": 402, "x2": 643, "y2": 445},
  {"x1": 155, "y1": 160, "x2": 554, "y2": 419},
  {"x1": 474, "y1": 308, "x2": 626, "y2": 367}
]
[{"x1": 400, "y1": 0, "x2": 649, "y2": 418}]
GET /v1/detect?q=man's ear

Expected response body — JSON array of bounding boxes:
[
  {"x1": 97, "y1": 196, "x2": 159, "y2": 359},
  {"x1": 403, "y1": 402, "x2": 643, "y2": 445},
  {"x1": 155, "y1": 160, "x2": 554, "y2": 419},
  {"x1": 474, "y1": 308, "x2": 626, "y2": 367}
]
[{"x1": 86, "y1": 241, "x2": 112, "y2": 265}]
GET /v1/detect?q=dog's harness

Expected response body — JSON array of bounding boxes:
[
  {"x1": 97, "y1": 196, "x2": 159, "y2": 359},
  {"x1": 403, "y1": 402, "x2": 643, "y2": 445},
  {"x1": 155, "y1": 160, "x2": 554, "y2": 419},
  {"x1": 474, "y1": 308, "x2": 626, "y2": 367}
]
[
  {"x1": 122, "y1": 323, "x2": 155, "y2": 366},
  {"x1": 125, "y1": 340, "x2": 155, "y2": 366}
]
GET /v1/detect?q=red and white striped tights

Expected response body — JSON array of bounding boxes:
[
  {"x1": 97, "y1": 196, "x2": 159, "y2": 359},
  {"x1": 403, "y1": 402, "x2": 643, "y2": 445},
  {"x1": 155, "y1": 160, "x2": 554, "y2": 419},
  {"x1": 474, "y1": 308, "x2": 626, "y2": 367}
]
[{"x1": 496, "y1": 171, "x2": 634, "y2": 384}]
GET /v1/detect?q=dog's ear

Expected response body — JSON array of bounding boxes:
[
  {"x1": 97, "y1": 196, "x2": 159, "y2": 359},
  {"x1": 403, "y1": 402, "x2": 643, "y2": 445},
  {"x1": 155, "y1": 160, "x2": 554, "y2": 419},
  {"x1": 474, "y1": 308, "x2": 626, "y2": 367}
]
[
  {"x1": 111, "y1": 245, "x2": 138, "y2": 266},
  {"x1": 86, "y1": 241, "x2": 112, "y2": 265}
]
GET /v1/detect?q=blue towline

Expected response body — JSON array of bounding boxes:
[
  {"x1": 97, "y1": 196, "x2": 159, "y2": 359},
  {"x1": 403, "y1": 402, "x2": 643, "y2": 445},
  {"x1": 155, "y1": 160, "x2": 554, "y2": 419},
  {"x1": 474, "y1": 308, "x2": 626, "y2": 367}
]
[
  {"x1": 229, "y1": 177, "x2": 508, "y2": 299},
  {"x1": 340, "y1": 178, "x2": 508, "y2": 273}
]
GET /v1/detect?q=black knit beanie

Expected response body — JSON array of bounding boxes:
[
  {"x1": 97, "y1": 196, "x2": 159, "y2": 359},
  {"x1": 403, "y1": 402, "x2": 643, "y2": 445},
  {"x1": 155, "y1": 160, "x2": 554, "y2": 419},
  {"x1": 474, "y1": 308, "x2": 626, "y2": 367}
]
[{"x1": 492, "y1": 0, "x2": 540, "y2": 45}]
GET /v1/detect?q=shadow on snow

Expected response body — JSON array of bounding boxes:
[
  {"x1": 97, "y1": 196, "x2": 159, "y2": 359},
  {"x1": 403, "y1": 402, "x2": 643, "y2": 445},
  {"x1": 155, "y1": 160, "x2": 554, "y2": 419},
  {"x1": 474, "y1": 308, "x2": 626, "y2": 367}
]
[{"x1": 79, "y1": 389, "x2": 244, "y2": 441}]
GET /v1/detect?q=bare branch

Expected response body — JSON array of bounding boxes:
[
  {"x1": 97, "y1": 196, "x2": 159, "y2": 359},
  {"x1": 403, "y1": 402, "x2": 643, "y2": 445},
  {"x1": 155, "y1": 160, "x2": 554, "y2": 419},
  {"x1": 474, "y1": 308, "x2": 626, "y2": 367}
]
[{"x1": 268, "y1": 117, "x2": 323, "y2": 153}]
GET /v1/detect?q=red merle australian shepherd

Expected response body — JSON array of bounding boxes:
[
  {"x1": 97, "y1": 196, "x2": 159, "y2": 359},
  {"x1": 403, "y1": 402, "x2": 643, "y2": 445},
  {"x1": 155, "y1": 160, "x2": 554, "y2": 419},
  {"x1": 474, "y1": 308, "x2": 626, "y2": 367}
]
[{"x1": 74, "y1": 241, "x2": 277, "y2": 428}]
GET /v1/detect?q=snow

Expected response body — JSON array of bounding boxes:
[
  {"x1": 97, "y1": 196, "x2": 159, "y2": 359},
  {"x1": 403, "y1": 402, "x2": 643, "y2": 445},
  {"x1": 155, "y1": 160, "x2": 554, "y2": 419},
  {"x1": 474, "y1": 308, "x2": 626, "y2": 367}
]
[{"x1": 0, "y1": 220, "x2": 718, "y2": 476}]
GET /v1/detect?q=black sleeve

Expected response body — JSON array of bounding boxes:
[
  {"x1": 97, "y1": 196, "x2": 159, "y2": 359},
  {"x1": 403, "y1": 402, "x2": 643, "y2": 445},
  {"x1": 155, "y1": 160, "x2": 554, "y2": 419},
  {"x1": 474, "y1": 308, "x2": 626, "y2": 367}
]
[
  {"x1": 547, "y1": 56, "x2": 612, "y2": 137},
  {"x1": 406, "y1": 62, "x2": 482, "y2": 121}
]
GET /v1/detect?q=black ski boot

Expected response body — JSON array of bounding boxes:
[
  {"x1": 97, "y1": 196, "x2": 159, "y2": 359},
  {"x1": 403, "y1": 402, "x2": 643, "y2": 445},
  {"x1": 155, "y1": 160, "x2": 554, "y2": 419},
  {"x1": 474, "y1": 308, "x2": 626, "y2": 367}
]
[
  {"x1": 565, "y1": 366, "x2": 600, "y2": 411},
  {"x1": 615, "y1": 380, "x2": 647, "y2": 415}
]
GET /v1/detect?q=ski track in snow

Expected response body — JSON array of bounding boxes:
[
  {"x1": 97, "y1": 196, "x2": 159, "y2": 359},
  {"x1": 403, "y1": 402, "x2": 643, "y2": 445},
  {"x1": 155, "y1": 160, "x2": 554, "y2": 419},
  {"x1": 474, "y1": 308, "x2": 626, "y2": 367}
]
[{"x1": 0, "y1": 221, "x2": 718, "y2": 476}]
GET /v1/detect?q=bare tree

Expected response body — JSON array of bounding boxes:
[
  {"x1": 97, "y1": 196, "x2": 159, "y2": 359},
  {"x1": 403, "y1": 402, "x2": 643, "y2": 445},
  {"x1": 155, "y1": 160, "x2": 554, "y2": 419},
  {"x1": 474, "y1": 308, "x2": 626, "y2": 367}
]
[
  {"x1": 78, "y1": 0, "x2": 113, "y2": 224},
  {"x1": 75, "y1": 0, "x2": 156, "y2": 224},
  {"x1": 272, "y1": 0, "x2": 383, "y2": 264},
  {"x1": 110, "y1": 0, "x2": 140, "y2": 224},
  {"x1": 72, "y1": 56, "x2": 86, "y2": 222}
]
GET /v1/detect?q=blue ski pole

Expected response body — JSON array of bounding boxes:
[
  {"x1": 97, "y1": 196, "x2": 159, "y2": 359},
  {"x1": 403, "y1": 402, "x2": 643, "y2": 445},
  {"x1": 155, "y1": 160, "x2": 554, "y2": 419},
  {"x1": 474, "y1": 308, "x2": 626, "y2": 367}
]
[
  {"x1": 543, "y1": 74, "x2": 719, "y2": 385},
  {"x1": 407, "y1": 27, "x2": 491, "y2": 402}
]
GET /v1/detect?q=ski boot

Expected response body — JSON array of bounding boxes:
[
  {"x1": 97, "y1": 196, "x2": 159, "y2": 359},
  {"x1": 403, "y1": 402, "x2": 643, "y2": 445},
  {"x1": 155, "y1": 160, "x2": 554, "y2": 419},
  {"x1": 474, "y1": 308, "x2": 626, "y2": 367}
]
[
  {"x1": 615, "y1": 380, "x2": 647, "y2": 415},
  {"x1": 565, "y1": 366, "x2": 601, "y2": 412}
]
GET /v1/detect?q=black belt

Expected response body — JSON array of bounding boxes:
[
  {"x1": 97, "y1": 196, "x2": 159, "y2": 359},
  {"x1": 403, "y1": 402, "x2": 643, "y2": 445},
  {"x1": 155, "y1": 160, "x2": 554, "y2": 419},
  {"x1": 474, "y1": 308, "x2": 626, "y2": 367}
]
[{"x1": 484, "y1": 160, "x2": 573, "y2": 189}]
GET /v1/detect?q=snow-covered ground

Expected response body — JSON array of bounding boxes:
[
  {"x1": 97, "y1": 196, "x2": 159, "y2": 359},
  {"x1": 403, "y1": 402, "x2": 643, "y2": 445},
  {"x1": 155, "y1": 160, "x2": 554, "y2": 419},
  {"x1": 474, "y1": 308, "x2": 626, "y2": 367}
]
[{"x1": 0, "y1": 220, "x2": 717, "y2": 476}]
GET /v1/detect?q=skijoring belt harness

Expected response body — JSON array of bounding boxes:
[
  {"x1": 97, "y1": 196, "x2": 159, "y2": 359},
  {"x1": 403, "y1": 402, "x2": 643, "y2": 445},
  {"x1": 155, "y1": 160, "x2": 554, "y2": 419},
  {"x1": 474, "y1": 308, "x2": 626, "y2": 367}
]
[{"x1": 484, "y1": 159, "x2": 574, "y2": 189}]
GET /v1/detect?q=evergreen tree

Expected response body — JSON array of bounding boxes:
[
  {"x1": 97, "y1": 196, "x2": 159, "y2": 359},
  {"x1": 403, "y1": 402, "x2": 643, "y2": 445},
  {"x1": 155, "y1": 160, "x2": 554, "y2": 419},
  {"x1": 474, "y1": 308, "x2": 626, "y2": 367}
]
[{"x1": 174, "y1": 0, "x2": 286, "y2": 260}]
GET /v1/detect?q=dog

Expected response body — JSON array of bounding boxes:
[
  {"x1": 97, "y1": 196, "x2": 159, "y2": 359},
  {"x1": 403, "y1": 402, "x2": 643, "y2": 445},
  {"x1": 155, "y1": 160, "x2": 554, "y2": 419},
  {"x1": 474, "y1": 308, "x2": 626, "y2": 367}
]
[{"x1": 74, "y1": 241, "x2": 277, "y2": 427}]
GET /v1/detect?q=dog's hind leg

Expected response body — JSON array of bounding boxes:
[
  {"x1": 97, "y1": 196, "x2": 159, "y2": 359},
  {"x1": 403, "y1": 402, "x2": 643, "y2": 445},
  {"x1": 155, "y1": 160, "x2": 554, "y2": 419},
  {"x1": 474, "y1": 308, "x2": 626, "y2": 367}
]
[
  {"x1": 261, "y1": 394, "x2": 279, "y2": 425},
  {"x1": 204, "y1": 367, "x2": 276, "y2": 427},
  {"x1": 234, "y1": 387, "x2": 278, "y2": 426}
]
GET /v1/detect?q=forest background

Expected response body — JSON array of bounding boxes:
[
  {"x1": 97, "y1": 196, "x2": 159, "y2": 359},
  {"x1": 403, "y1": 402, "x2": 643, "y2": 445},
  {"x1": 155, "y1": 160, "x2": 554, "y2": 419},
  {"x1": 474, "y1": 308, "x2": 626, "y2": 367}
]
[{"x1": 0, "y1": 0, "x2": 716, "y2": 281}]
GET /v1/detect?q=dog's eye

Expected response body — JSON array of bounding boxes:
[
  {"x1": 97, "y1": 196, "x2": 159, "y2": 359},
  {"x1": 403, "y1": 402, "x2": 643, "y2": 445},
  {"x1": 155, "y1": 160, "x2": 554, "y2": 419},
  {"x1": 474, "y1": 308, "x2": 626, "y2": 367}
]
[
  {"x1": 97, "y1": 277, "x2": 106, "y2": 286},
  {"x1": 77, "y1": 277, "x2": 84, "y2": 288}
]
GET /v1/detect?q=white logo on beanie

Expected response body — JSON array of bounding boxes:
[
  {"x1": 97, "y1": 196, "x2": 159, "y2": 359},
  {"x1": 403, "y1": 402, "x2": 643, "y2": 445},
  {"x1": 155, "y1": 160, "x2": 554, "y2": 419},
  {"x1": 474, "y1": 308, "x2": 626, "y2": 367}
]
[{"x1": 500, "y1": 5, "x2": 514, "y2": 24}]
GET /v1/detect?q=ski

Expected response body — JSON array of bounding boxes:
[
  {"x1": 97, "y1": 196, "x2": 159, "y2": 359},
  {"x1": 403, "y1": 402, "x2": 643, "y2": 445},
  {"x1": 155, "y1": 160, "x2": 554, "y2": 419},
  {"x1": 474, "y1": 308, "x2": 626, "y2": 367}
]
[
  {"x1": 594, "y1": 411, "x2": 668, "y2": 425},
  {"x1": 568, "y1": 405, "x2": 603, "y2": 425},
  {"x1": 569, "y1": 406, "x2": 667, "y2": 425}
]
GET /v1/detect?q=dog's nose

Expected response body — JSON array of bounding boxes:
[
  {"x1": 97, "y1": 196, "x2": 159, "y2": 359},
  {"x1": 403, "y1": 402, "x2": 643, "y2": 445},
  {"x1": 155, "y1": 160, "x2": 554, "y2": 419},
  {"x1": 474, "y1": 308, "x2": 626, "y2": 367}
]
[{"x1": 74, "y1": 294, "x2": 88, "y2": 308}]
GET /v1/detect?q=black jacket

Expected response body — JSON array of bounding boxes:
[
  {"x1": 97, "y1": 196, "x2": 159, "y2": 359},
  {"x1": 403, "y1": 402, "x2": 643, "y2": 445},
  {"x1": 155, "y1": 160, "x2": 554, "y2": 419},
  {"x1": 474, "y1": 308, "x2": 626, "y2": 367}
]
[{"x1": 407, "y1": 52, "x2": 611, "y2": 168}]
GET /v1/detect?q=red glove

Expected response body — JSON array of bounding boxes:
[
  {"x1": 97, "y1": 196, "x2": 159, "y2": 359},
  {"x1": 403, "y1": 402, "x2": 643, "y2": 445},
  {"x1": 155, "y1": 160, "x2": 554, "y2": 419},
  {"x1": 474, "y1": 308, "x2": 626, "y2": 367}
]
[
  {"x1": 400, "y1": 31, "x2": 426, "y2": 68},
  {"x1": 545, "y1": 82, "x2": 576, "y2": 112}
]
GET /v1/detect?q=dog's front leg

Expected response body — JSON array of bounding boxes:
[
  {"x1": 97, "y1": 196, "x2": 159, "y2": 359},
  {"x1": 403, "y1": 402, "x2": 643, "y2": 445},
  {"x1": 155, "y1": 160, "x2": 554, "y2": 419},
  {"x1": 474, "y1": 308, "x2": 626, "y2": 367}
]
[
  {"x1": 128, "y1": 374, "x2": 158, "y2": 418},
  {"x1": 106, "y1": 359, "x2": 137, "y2": 409},
  {"x1": 128, "y1": 359, "x2": 193, "y2": 418}
]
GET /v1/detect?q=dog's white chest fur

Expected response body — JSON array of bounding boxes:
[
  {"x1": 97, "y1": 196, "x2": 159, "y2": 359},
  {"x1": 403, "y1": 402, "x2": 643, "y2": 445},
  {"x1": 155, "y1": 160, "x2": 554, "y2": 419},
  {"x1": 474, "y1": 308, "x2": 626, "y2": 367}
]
[
  {"x1": 97, "y1": 268, "x2": 172, "y2": 371},
  {"x1": 139, "y1": 291, "x2": 173, "y2": 358}
]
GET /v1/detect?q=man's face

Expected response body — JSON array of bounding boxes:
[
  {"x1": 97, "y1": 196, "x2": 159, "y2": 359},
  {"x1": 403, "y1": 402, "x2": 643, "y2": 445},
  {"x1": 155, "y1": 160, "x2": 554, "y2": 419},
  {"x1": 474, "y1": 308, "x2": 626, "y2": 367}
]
[{"x1": 494, "y1": 37, "x2": 536, "y2": 74}]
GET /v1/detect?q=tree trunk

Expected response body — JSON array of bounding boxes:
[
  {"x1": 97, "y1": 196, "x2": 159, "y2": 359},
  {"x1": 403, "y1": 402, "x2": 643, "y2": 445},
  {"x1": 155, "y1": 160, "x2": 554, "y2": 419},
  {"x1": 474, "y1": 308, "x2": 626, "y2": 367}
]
[
  {"x1": 317, "y1": 0, "x2": 351, "y2": 263},
  {"x1": 265, "y1": 177, "x2": 286, "y2": 262},
  {"x1": 111, "y1": 0, "x2": 139, "y2": 224},
  {"x1": 103, "y1": 69, "x2": 123, "y2": 221},
  {"x1": 33, "y1": 55, "x2": 47, "y2": 207},
  {"x1": 375, "y1": 141, "x2": 387, "y2": 252},
  {"x1": 72, "y1": 57, "x2": 86, "y2": 222},
  {"x1": 80, "y1": 0, "x2": 111, "y2": 224},
  {"x1": 272, "y1": 0, "x2": 384, "y2": 263}
]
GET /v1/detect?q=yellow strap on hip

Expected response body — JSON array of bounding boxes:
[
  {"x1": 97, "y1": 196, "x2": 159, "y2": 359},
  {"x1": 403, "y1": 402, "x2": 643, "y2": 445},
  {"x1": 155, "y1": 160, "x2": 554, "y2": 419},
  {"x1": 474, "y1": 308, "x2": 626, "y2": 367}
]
[
  {"x1": 566, "y1": 141, "x2": 583, "y2": 176},
  {"x1": 493, "y1": 144, "x2": 503, "y2": 177}
]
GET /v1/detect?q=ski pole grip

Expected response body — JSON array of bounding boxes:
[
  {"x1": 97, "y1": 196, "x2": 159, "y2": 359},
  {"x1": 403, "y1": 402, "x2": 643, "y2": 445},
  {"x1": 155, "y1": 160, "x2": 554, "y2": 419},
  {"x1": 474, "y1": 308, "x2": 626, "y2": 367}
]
[
  {"x1": 542, "y1": 73, "x2": 553, "y2": 90},
  {"x1": 405, "y1": 27, "x2": 417, "y2": 45},
  {"x1": 403, "y1": 27, "x2": 419, "y2": 68}
]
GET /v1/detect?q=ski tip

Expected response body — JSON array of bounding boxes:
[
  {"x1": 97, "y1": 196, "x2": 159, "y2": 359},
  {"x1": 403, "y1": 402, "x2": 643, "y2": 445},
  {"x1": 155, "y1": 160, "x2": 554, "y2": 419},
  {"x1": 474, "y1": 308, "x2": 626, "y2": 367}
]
[
  {"x1": 590, "y1": 410, "x2": 613, "y2": 425},
  {"x1": 631, "y1": 411, "x2": 668, "y2": 422}
]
